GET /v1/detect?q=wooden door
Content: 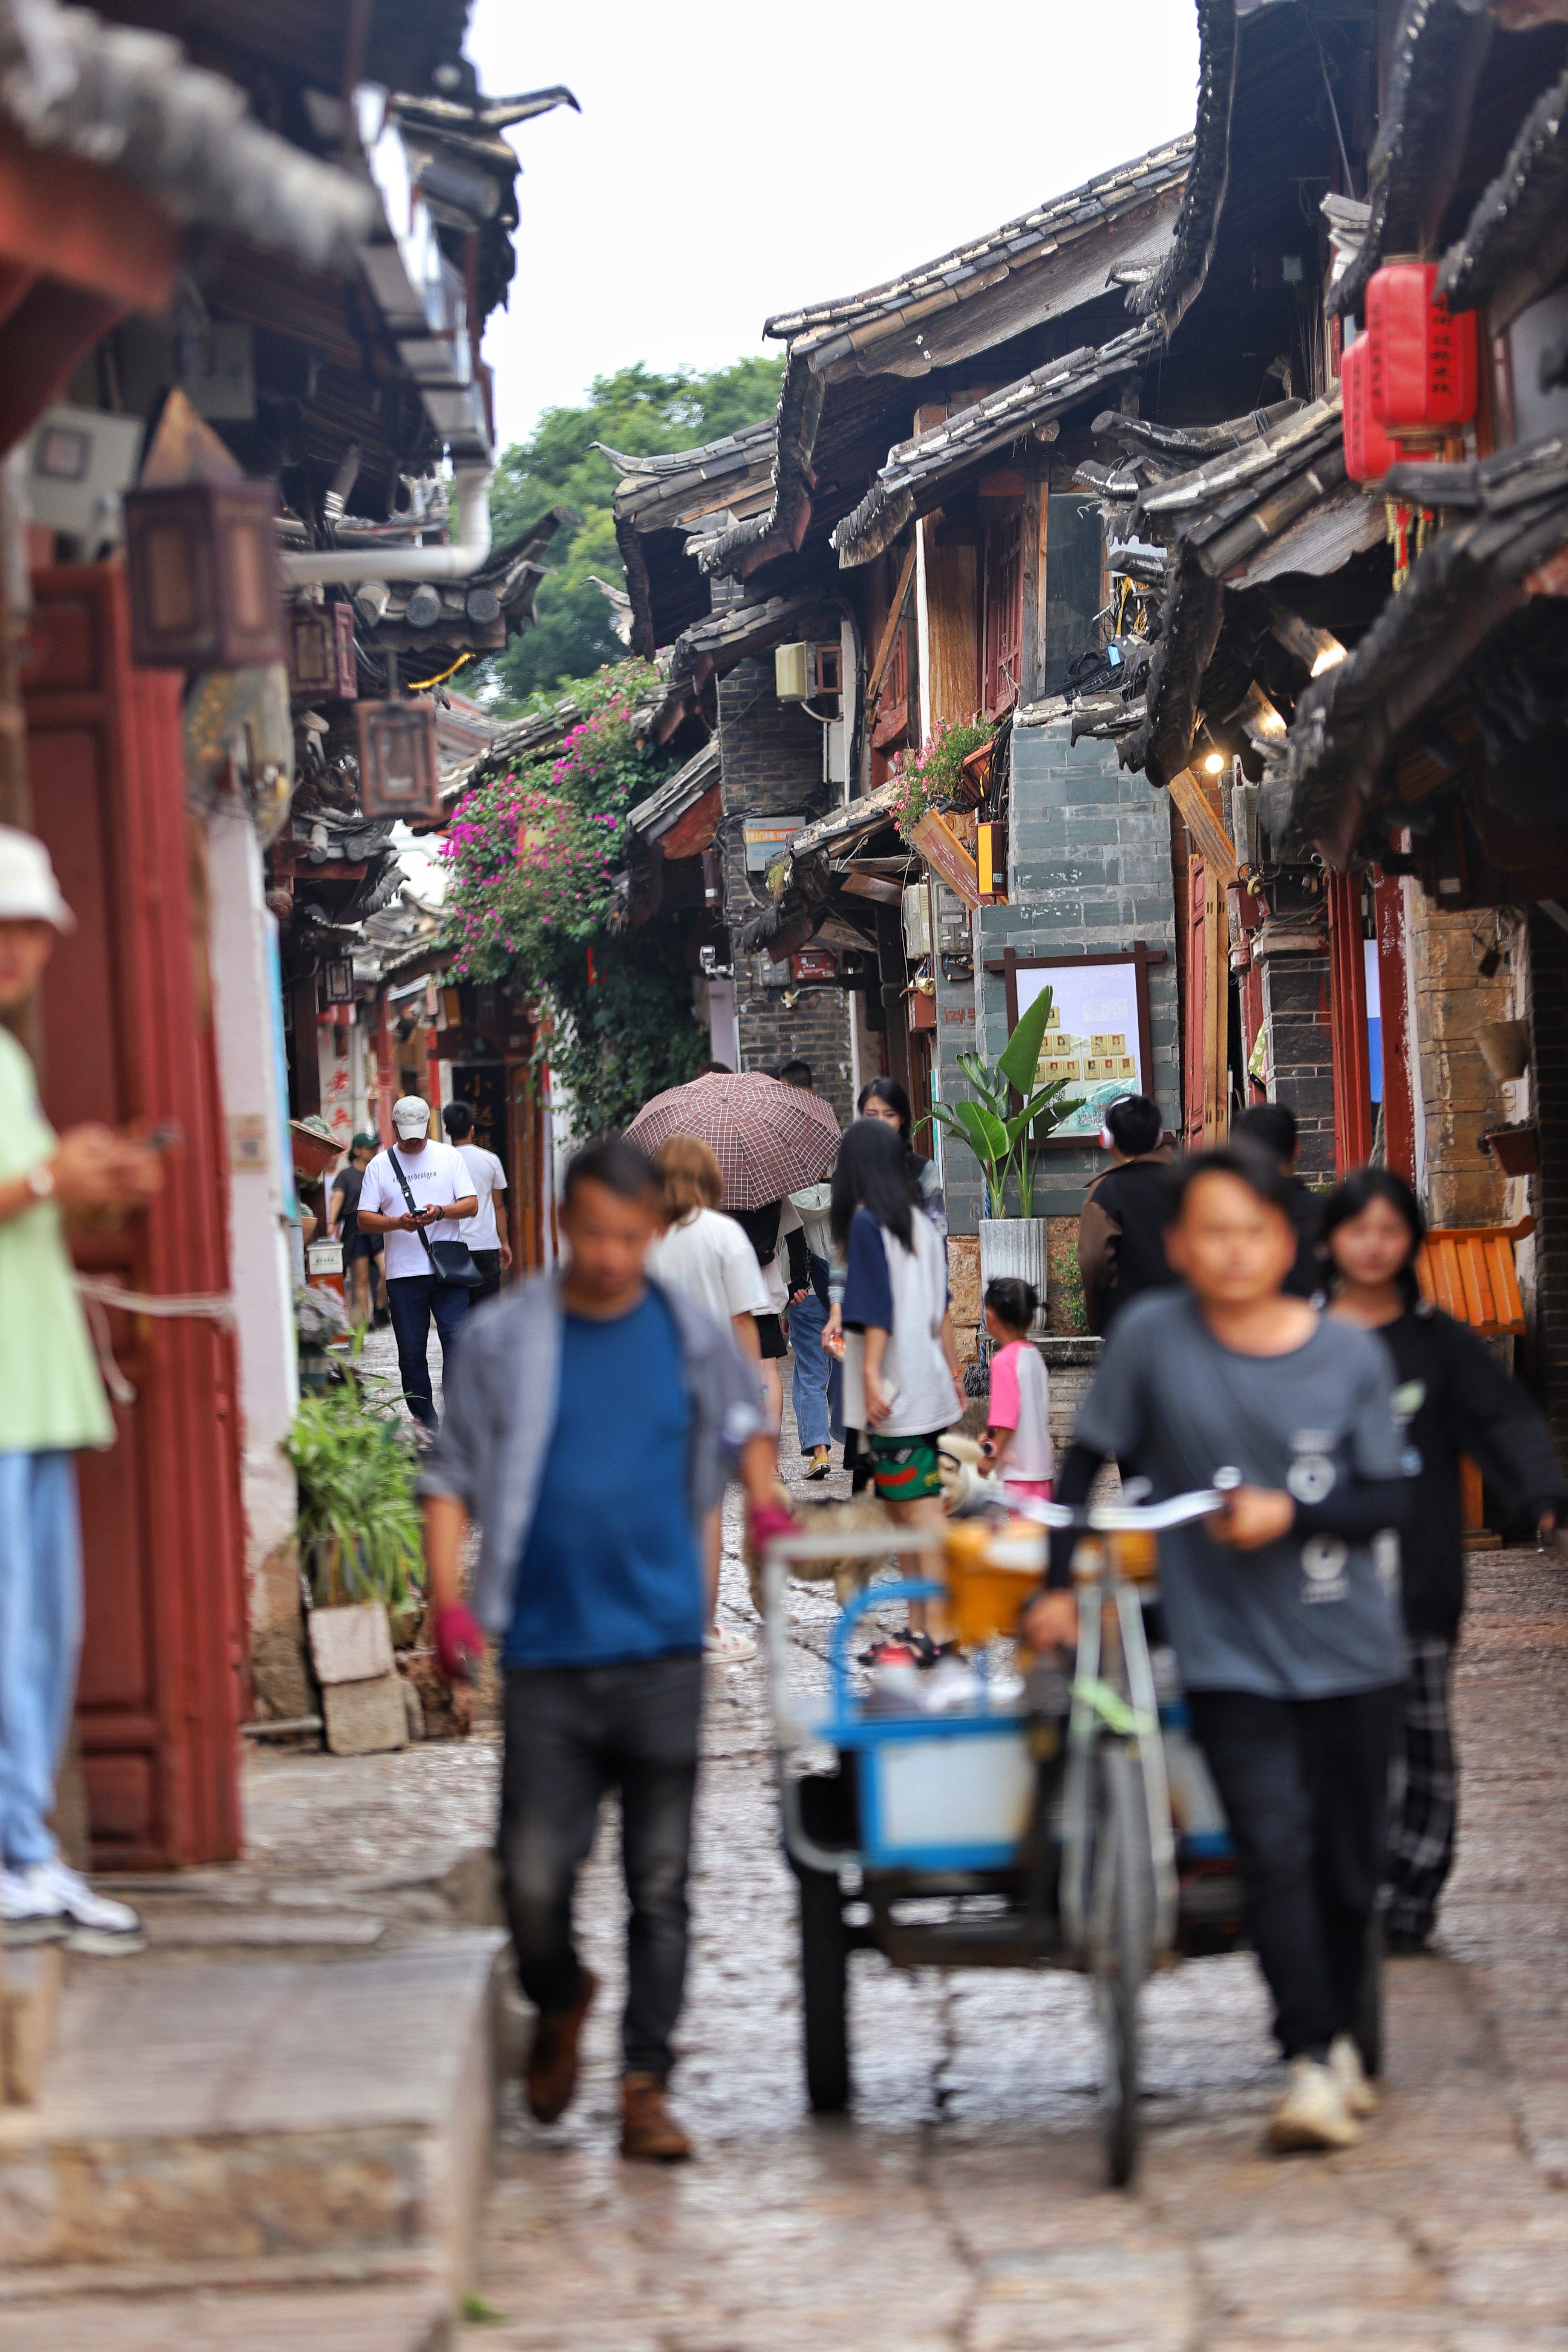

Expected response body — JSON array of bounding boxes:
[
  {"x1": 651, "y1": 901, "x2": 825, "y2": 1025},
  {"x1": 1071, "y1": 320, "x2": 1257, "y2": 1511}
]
[
  {"x1": 24, "y1": 563, "x2": 245, "y2": 1868},
  {"x1": 1184, "y1": 853, "x2": 1228, "y2": 1150}
]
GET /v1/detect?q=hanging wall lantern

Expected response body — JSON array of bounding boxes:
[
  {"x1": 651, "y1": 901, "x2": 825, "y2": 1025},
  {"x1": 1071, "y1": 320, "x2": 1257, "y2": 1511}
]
[
  {"x1": 288, "y1": 601, "x2": 357, "y2": 701},
  {"x1": 1366, "y1": 262, "x2": 1478, "y2": 435},
  {"x1": 123, "y1": 479, "x2": 285, "y2": 669},
  {"x1": 1341, "y1": 332, "x2": 1400, "y2": 484},
  {"x1": 356, "y1": 698, "x2": 441, "y2": 821}
]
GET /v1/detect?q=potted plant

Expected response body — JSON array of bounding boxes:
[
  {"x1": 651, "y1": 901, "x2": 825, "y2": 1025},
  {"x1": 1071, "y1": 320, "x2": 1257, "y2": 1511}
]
[
  {"x1": 928, "y1": 987, "x2": 1070, "y2": 1332},
  {"x1": 283, "y1": 1375, "x2": 424, "y2": 1622}
]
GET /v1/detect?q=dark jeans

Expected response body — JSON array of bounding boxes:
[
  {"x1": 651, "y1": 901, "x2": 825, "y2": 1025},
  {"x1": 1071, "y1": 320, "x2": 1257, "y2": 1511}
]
[
  {"x1": 384, "y1": 1272, "x2": 470, "y2": 1429},
  {"x1": 1188, "y1": 1684, "x2": 1398, "y2": 2063},
  {"x1": 471, "y1": 1247, "x2": 503, "y2": 1305},
  {"x1": 499, "y1": 1654, "x2": 702, "y2": 2079}
]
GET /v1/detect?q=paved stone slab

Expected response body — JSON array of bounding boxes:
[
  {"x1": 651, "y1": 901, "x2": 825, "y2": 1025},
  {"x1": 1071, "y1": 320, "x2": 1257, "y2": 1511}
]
[
  {"x1": 0, "y1": 2281, "x2": 450, "y2": 2350},
  {"x1": 309, "y1": 1605, "x2": 396, "y2": 1687},
  {"x1": 324, "y1": 1674, "x2": 408, "y2": 1756},
  {"x1": 0, "y1": 1946, "x2": 61, "y2": 2105},
  {"x1": 0, "y1": 1936, "x2": 502, "y2": 2282}
]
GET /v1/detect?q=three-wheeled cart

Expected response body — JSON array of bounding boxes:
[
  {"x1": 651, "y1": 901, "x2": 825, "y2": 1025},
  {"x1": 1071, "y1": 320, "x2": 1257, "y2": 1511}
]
[{"x1": 761, "y1": 1491, "x2": 1382, "y2": 2185}]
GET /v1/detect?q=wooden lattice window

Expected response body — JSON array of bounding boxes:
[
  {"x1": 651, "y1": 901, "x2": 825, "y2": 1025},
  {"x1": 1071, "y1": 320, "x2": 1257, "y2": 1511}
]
[{"x1": 983, "y1": 507, "x2": 1023, "y2": 717}]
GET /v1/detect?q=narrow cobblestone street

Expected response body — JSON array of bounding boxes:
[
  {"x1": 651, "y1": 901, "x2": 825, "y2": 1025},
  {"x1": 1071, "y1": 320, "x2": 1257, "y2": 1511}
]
[{"x1": 381, "y1": 1398, "x2": 1568, "y2": 2352}]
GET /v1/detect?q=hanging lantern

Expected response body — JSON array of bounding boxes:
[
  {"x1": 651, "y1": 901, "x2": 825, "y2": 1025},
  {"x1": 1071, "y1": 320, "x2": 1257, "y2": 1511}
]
[
  {"x1": 356, "y1": 698, "x2": 441, "y2": 821},
  {"x1": 123, "y1": 479, "x2": 284, "y2": 669},
  {"x1": 1341, "y1": 332, "x2": 1400, "y2": 484},
  {"x1": 288, "y1": 602, "x2": 357, "y2": 701},
  {"x1": 1366, "y1": 261, "x2": 1478, "y2": 435}
]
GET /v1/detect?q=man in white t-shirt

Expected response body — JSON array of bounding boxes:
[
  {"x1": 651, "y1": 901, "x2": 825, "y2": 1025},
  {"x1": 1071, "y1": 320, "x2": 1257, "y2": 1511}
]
[
  {"x1": 356, "y1": 1097, "x2": 478, "y2": 1429},
  {"x1": 443, "y1": 1100, "x2": 510, "y2": 1303}
]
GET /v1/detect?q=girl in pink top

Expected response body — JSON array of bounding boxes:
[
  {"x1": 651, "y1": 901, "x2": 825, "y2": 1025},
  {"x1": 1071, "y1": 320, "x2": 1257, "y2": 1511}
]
[{"x1": 980, "y1": 1279, "x2": 1054, "y2": 1502}]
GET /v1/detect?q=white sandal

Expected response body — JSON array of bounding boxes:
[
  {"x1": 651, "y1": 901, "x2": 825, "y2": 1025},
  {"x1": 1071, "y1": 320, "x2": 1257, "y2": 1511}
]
[{"x1": 704, "y1": 1623, "x2": 758, "y2": 1663}]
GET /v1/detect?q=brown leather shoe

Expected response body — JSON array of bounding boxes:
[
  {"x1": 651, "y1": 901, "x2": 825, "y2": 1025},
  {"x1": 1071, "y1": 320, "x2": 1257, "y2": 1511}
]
[
  {"x1": 620, "y1": 2072, "x2": 693, "y2": 2162},
  {"x1": 524, "y1": 1966, "x2": 597, "y2": 2123}
]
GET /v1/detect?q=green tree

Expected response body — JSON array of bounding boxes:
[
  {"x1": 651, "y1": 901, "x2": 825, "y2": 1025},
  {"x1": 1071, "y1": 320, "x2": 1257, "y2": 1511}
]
[{"x1": 485, "y1": 356, "x2": 784, "y2": 705}]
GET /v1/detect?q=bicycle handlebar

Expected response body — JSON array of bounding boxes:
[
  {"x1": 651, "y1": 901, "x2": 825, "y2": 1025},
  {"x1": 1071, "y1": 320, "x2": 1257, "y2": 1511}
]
[{"x1": 1011, "y1": 1467, "x2": 1243, "y2": 1537}]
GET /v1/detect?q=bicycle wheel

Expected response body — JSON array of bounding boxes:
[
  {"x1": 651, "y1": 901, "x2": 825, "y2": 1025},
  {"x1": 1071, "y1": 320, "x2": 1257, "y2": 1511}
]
[
  {"x1": 1353, "y1": 1909, "x2": 1384, "y2": 2080},
  {"x1": 1093, "y1": 1743, "x2": 1153, "y2": 2187},
  {"x1": 799, "y1": 1865, "x2": 850, "y2": 2112}
]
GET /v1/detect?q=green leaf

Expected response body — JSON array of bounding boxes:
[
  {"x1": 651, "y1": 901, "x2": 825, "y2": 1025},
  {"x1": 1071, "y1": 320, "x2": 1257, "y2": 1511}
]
[{"x1": 997, "y1": 985, "x2": 1057, "y2": 1096}]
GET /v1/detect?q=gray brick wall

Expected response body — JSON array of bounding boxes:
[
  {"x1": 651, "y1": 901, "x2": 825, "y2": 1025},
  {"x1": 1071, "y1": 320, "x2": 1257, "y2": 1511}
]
[
  {"x1": 717, "y1": 639, "x2": 855, "y2": 1126},
  {"x1": 1259, "y1": 944, "x2": 1334, "y2": 1184},
  {"x1": 934, "y1": 719, "x2": 1179, "y2": 1234}
]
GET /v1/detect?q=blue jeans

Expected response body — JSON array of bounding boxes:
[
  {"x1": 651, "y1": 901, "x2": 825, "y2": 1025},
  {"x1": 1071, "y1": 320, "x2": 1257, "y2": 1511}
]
[
  {"x1": 0, "y1": 1451, "x2": 82, "y2": 1870},
  {"x1": 789, "y1": 1265, "x2": 842, "y2": 1451},
  {"x1": 386, "y1": 1273, "x2": 471, "y2": 1429}
]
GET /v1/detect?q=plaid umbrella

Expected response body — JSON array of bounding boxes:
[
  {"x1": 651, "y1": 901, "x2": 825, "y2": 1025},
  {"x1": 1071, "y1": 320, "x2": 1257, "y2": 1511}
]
[{"x1": 625, "y1": 1071, "x2": 840, "y2": 1211}]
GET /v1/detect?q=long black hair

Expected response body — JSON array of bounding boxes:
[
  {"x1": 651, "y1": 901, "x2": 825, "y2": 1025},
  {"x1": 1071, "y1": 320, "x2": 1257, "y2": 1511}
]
[
  {"x1": 858, "y1": 1075, "x2": 912, "y2": 1134},
  {"x1": 858, "y1": 1075, "x2": 930, "y2": 1190},
  {"x1": 830, "y1": 1116, "x2": 917, "y2": 1251},
  {"x1": 1320, "y1": 1167, "x2": 1424, "y2": 1303}
]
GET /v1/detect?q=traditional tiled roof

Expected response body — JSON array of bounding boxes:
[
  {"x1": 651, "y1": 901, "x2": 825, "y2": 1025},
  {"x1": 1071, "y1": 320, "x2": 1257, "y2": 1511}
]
[
  {"x1": 626, "y1": 740, "x2": 722, "y2": 842},
  {"x1": 1328, "y1": 0, "x2": 1497, "y2": 321},
  {"x1": 0, "y1": 0, "x2": 378, "y2": 272},
  {"x1": 1111, "y1": 394, "x2": 1377, "y2": 787},
  {"x1": 830, "y1": 324, "x2": 1164, "y2": 568},
  {"x1": 1283, "y1": 431, "x2": 1568, "y2": 863},
  {"x1": 1438, "y1": 61, "x2": 1568, "y2": 329},
  {"x1": 762, "y1": 139, "x2": 1193, "y2": 354},
  {"x1": 1122, "y1": 0, "x2": 1238, "y2": 338}
]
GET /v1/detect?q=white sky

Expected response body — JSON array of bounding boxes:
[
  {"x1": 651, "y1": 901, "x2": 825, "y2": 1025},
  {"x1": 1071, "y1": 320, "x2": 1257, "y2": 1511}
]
[{"x1": 468, "y1": 0, "x2": 1201, "y2": 453}]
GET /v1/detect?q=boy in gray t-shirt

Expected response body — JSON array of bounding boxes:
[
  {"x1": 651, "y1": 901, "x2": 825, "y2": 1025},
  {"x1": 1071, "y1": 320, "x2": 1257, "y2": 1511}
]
[{"x1": 1027, "y1": 1144, "x2": 1410, "y2": 2156}]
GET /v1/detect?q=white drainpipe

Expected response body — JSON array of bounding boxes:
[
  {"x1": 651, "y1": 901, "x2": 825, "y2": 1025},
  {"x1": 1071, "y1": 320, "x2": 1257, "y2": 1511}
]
[{"x1": 279, "y1": 465, "x2": 493, "y2": 587}]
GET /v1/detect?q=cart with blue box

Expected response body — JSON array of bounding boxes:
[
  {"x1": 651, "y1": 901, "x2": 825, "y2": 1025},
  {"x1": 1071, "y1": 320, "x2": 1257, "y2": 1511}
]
[{"x1": 761, "y1": 1482, "x2": 1382, "y2": 2186}]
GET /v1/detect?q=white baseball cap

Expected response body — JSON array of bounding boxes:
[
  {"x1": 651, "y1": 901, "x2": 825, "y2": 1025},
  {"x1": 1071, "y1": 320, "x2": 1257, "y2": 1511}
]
[
  {"x1": 0, "y1": 827, "x2": 74, "y2": 931},
  {"x1": 392, "y1": 1095, "x2": 433, "y2": 1136}
]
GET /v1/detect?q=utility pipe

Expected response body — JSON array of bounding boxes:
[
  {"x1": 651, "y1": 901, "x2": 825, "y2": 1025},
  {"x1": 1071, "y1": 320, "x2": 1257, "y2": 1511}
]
[{"x1": 279, "y1": 464, "x2": 492, "y2": 587}]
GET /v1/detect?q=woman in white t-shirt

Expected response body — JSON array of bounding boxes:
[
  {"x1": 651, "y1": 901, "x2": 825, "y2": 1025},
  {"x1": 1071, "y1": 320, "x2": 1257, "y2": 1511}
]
[{"x1": 646, "y1": 1135, "x2": 770, "y2": 1661}]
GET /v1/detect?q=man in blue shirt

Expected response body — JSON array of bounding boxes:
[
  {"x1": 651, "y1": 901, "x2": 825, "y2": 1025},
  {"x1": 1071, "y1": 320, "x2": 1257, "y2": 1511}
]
[{"x1": 420, "y1": 1139, "x2": 784, "y2": 2161}]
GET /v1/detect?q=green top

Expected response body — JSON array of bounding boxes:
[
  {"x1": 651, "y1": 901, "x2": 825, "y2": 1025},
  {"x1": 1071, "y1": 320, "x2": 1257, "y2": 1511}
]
[{"x1": 0, "y1": 1027, "x2": 113, "y2": 1453}]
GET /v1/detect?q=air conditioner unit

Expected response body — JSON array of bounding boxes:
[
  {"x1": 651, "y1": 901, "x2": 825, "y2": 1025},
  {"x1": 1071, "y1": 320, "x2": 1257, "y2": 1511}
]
[{"x1": 775, "y1": 642, "x2": 811, "y2": 700}]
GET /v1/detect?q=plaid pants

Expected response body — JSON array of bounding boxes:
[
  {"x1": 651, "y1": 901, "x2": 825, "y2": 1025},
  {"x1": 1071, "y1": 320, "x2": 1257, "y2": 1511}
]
[{"x1": 1385, "y1": 1633, "x2": 1457, "y2": 1943}]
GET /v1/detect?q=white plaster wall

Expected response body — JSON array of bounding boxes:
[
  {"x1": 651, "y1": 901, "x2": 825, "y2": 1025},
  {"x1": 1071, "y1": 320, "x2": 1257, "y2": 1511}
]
[{"x1": 205, "y1": 804, "x2": 299, "y2": 1614}]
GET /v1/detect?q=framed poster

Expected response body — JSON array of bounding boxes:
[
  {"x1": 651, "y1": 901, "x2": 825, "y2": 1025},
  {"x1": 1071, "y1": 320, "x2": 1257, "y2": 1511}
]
[{"x1": 994, "y1": 945, "x2": 1161, "y2": 1146}]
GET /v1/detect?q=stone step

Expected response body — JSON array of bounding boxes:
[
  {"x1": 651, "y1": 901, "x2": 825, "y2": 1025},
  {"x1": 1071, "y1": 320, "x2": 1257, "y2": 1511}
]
[
  {"x1": 0, "y1": 1932, "x2": 502, "y2": 2301},
  {"x1": 0, "y1": 1944, "x2": 62, "y2": 2105},
  {"x1": 0, "y1": 2280, "x2": 452, "y2": 2350}
]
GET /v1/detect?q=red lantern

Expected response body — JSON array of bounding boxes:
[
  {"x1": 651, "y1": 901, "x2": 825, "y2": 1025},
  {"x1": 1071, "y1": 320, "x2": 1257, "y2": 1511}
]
[
  {"x1": 1341, "y1": 331, "x2": 1399, "y2": 484},
  {"x1": 1366, "y1": 262, "x2": 1478, "y2": 434}
]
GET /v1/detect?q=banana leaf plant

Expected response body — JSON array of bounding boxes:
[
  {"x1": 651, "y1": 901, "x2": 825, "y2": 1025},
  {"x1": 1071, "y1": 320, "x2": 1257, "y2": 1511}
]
[{"x1": 928, "y1": 985, "x2": 1071, "y2": 1217}]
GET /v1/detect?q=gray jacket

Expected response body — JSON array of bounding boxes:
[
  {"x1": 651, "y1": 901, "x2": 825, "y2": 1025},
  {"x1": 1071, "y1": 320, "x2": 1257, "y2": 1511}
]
[{"x1": 416, "y1": 1270, "x2": 764, "y2": 1634}]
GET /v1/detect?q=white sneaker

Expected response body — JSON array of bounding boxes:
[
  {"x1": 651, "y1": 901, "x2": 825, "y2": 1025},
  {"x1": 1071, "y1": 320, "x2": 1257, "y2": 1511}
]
[
  {"x1": 1329, "y1": 2032, "x2": 1378, "y2": 2118},
  {"x1": 704, "y1": 1623, "x2": 758, "y2": 1663},
  {"x1": 1267, "y1": 2056, "x2": 1363, "y2": 2152},
  {"x1": 0, "y1": 1864, "x2": 69, "y2": 1946},
  {"x1": 3, "y1": 1859, "x2": 144, "y2": 1954}
]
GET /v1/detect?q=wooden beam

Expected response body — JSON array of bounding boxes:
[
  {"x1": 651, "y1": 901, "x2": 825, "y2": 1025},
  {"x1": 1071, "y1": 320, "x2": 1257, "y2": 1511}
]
[
  {"x1": 0, "y1": 126, "x2": 178, "y2": 311},
  {"x1": 866, "y1": 537, "x2": 917, "y2": 716},
  {"x1": 0, "y1": 283, "x2": 127, "y2": 455},
  {"x1": 1327, "y1": 870, "x2": 1372, "y2": 1178},
  {"x1": 1167, "y1": 767, "x2": 1239, "y2": 886},
  {"x1": 842, "y1": 868, "x2": 903, "y2": 905}
]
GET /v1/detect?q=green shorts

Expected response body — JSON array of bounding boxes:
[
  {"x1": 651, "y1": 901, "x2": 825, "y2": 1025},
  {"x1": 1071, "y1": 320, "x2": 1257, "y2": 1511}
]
[{"x1": 865, "y1": 1430, "x2": 945, "y2": 1503}]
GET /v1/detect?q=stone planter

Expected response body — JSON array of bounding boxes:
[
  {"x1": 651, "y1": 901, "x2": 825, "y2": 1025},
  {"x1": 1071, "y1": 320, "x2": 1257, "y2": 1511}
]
[{"x1": 978, "y1": 1216, "x2": 1049, "y2": 1335}]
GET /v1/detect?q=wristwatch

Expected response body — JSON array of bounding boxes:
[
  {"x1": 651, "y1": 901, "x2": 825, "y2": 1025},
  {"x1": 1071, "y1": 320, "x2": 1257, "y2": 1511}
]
[{"x1": 24, "y1": 1162, "x2": 55, "y2": 1202}]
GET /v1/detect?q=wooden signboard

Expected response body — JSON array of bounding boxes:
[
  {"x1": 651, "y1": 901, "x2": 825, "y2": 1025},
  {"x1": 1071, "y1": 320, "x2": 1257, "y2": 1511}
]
[{"x1": 909, "y1": 809, "x2": 980, "y2": 910}]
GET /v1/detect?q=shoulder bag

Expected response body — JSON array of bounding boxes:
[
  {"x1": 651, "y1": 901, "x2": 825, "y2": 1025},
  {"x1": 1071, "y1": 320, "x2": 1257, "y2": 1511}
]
[{"x1": 387, "y1": 1150, "x2": 482, "y2": 1288}]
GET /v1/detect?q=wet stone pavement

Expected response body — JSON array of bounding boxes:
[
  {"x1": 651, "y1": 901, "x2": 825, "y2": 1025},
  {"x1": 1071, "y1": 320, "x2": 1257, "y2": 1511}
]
[{"x1": 439, "y1": 1400, "x2": 1568, "y2": 2352}]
